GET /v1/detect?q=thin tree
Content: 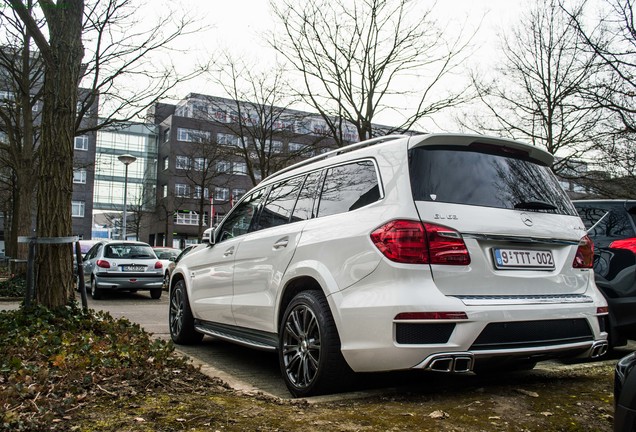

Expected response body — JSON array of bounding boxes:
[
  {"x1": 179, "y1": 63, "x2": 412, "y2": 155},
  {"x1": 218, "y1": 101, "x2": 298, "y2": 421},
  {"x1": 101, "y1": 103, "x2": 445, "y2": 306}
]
[
  {"x1": 564, "y1": 0, "x2": 636, "y2": 194},
  {"x1": 205, "y1": 54, "x2": 325, "y2": 185},
  {"x1": 270, "y1": 0, "x2": 475, "y2": 145},
  {"x1": 6, "y1": 0, "x2": 208, "y2": 308},
  {"x1": 463, "y1": 0, "x2": 601, "y2": 176}
]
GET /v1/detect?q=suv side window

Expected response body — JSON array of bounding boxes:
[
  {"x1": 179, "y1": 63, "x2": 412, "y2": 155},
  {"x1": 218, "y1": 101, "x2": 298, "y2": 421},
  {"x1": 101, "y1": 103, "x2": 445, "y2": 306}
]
[
  {"x1": 217, "y1": 189, "x2": 266, "y2": 242},
  {"x1": 317, "y1": 160, "x2": 380, "y2": 218},
  {"x1": 291, "y1": 171, "x2": 323, "y2": 222},
  {"x1": 258, "y1": 176, "x2": 304, "y2": 230}
]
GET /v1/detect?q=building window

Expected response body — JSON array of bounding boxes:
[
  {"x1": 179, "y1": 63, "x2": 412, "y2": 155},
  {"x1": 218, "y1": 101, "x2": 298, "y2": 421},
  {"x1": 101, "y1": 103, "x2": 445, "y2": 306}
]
[
  {"x1": 175, "y1": 183, "x2": 190, "y2": 197},
  {"x1": 232, "y1": 188, "x2": 246, "y2": 201},
  {"x1": 194, "y1": 157, "x2": 206, "y2": 171},
  {"x1": 217, "y1": 133, "x2": 240, "y2": 147},
  {"x1": 215, "y1": 187, "x2": 229, "y2": 201},
  {"x1": 174, "y1": 210, "x2": 205, "y2": 226},
  {"x1": 73, "y1": 168, "x2": 87, "y2": 184},
  {"x1": 162, "y1": 184, "x2": 168, "y2": 198},
  {"x1": 256, "y1": 139, "x2": 283, "y2": 153},
  {"x1": 177, "y1": 127, "x2": 210, "y2": 142},
  {"x1": 175, "y1": 155, "x2": 190, "y2": 170},
  {"x1": 163, "y1": 156, "x2": 169, "y2": 170},
  {"x1": 194, "y1": 186, "x2": 209, "y2": 199},
  {"x1": 216, "y1": 160, "x2": 231, "y2": 173},
  {"x1": 71, "y1": 201, "x2": 85, "y2": 218},
  {"x1": 74, "y1": 135, "x2": 89, "y2": 151},
  {"x1": 162, "y1": 128, "x2": 170, "y2": 142},
  {"x1": 233, "y1": 161, "x2": 247, "y2": 175}
]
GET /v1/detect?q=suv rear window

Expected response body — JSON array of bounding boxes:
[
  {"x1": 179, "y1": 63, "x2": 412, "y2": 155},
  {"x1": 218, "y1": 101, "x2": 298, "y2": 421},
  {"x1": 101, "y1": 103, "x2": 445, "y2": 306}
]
[{"x1": 408, "y1": 145, "x2": 577, "y2": 216}]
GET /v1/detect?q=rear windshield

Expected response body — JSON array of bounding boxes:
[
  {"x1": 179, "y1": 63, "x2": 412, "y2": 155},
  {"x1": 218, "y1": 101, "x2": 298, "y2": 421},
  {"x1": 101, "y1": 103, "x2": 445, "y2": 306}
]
[
  {"x1": 408, "y1": 145, "x2": 577, "y2": 216},
  {"x1": 104, "y1": 244, "x2": 156, "y2": 259}
]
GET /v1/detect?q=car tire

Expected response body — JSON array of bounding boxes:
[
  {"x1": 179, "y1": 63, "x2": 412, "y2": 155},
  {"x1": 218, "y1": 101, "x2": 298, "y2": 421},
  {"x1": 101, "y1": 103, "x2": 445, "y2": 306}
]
[
  {"x1": 150, "y1": 288, "x2": 162, "y2": 299},
  {"x1": 279, "y1": 290, "x2": 352, "y2": 397},
  {"x1": 169, "y1": 280, "x2": 203, "y2": 344},
  {"x1": 90, "y1": 278, "x2": 102, "y2": 300},
  {"x1": 163, "y1": 272, "x2": 170, "y2": 290}
]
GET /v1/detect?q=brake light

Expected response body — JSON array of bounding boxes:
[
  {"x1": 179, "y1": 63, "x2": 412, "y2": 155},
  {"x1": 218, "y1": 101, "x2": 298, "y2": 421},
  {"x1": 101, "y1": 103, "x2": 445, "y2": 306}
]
[
  {"x1": 96, "y1": 260, "x2": 111, "y2": 269},
  {"x1": 572, "y1": 235, "x2": 594, "y2": 268},
  {"x1": 370, "y1": 220, "x2": 470, "y2": 265},
  {"x1": 609, "y1": 237, "x2": 636, "y2": 254},
  {"x1": 154, "y1": 261, "x2": 163, "y2": 269}
]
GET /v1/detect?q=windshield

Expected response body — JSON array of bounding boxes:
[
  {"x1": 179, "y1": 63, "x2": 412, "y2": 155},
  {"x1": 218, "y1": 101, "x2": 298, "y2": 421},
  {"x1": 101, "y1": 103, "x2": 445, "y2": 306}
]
[{"x1": 408, "y1": 145, "x2": 577, "y2": 216}]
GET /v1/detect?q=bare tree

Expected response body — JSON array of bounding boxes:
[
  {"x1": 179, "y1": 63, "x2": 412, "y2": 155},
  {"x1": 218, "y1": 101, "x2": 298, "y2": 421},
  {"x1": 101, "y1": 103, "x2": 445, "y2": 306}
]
[
  {"x1": 270, "y1": 0, "x2": 475, "y2": 145},
  {"x1": 463, "y1": 0, "x2": 601, "y2": 176},
  {"x1": 0, "y1": 2, "x2": 43, "y2": 260},
  {"x1": 204, "y1": 55, "x2": 323, "y2": 185},
  {"x1": 173, "y1": 134, "x2": 227, "y2": 240},
  {"x1": 563, "y1": 0, "x2": 636, "y2": 193},
  {"x1": 5, "y1": 0, "x2": 209, "y2": 308}
]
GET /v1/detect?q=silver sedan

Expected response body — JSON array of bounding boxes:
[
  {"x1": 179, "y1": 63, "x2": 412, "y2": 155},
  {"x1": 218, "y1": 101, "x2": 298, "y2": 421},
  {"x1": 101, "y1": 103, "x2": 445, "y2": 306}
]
[{"x1": 82, "y1": 240, "x2": 164, "y2": 300}]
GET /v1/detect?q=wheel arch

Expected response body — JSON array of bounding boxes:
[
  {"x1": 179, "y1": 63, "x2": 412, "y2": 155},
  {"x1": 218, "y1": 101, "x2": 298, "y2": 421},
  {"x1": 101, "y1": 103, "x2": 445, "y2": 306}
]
[{"x1": 277, "y1": 276, "x2": 326, "y2": 331}]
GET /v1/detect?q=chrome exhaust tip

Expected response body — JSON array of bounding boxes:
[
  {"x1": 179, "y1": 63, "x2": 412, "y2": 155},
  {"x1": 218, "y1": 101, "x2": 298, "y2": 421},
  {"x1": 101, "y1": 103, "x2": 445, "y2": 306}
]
[
  {"x1": 425, "y1": 353, "x2": 474, "y2": 373},
  {"x1": 590, "y1": 340, "x2": 609, "y2": 358}
]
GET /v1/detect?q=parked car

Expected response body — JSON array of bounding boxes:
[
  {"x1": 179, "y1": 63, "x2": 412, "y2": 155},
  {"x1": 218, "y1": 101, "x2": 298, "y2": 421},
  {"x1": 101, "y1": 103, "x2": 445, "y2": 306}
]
[
  {"x1": 83, "y1": 240, "x2": 164, "y2": 300},
  {"x1": 169, "y1": 134, "x2": 609, "y2": 397},
  {"x1": 615, "y1": 350, "x2": 636, "y2": 431},
  {"x1": 573, "y1": 200, "x2": 636, "y2": 348},
  {"x1": 153, "y1": 247, "x2": 182, "y2": 289},
  {"x1": 165, "y1": 245, "x2": 198, "y2": 289}
]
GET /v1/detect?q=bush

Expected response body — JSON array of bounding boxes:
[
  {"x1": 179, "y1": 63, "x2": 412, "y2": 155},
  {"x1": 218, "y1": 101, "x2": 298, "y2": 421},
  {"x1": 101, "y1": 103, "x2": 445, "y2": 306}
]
[
  {"x1": 0, "y1": 276, "x2": 26, "y2": 298},
  {"x1": 0, "y1": 303, "x2": 197, "y2": 431}
]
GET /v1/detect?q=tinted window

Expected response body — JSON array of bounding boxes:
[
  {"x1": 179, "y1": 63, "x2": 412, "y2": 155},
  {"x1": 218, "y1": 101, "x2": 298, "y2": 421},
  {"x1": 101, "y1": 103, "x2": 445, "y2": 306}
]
[
  {"x1": 574, "y1": 202, "x2": 636, "y2": 246},
  {"x1": 217, "y1": 189, "x2": 266, "y2": 242},
  {"x1": 409, "y1": 145, "x2": 577, "y2": 216},
  {"x1": 105, "y1": 244, "x2": 155, "y2": 259},
  {"x1": 317, "y1": 160, "x2": 381, "y2": 218},
  {"x1": 292, "y1": 171, "x2": 322, "y2": 222},
  {"x1": 258, "y1": 176, "x2": 304, "y2": 230}
]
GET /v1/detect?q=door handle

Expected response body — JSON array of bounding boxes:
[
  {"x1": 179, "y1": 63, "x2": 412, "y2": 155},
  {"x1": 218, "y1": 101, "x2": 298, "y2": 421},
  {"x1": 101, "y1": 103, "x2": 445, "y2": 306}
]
[
  {"x1": 223, "y1": 246, "x2": 235, "y2": 257},
  {"x1": 273, "y1": 239, "x2": 289, "y2": 250}
]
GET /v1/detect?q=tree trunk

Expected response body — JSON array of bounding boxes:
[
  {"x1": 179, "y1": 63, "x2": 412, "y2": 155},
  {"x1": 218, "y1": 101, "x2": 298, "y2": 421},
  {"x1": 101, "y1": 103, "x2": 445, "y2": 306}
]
[{"x1": 34, "y1": 0, "x2": 85, "y2": 308}]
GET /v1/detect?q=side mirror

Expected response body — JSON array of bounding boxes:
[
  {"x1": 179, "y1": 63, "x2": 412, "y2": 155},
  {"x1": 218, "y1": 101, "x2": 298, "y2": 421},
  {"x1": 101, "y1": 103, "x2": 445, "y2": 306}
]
[{"x1": 202, "y1": 227, "x2": 215, "y2": 245}]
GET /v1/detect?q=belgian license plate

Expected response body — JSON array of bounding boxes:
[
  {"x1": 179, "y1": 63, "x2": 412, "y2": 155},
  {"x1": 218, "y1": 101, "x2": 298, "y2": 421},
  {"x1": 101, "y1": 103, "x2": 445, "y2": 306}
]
[
  {"x1": 123, "y1": 265, "x2": 145, "y2": 272},
  {"x1": 493, "y1": 248, "x2": 555, "y2": 270}
]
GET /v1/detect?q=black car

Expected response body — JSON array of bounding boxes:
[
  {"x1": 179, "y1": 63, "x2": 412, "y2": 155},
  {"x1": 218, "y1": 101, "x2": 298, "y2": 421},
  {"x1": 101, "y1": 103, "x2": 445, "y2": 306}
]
[
  {"x1": 615, "y1": 351, "x2": 636, "y2": 431},
  {"x1": 573, "y1": 200, "x2": 636, "y2": 348}
]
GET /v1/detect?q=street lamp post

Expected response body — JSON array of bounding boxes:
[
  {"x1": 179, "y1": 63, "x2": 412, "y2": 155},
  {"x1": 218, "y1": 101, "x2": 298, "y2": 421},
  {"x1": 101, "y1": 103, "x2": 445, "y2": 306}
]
[{"x1": 118, "y1": 154, "x2": 137, "y2": 240}]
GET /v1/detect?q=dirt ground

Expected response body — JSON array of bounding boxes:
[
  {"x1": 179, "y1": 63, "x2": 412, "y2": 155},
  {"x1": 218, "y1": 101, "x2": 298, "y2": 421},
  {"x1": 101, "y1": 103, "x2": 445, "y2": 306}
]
[{"x1": 70, "y1": 360, "x2": 615, "y2": 432}]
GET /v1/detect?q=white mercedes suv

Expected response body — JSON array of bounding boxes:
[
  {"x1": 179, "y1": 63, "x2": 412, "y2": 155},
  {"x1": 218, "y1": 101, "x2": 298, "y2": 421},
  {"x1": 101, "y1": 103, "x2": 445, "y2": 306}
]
[{"x1": 168, "y1": 134, "x2": 609, "y2": 397}]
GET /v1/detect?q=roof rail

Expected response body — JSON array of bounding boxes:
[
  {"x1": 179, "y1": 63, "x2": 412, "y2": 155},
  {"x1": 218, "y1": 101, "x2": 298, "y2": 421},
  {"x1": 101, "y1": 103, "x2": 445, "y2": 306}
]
[{"x1": 265, "y1": 134, "x2": 408, "y2": 181}]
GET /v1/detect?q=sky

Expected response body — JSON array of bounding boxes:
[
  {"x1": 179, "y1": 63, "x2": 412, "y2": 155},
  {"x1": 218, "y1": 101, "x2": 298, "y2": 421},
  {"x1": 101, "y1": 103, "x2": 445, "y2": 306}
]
[{"x1": 140, "y1": 0, "x2": 530, "y2": 130}]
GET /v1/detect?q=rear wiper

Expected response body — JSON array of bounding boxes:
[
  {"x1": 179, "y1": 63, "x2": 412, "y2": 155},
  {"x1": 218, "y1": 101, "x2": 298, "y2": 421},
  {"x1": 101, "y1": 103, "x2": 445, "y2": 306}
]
[{"x1": 514, "y1": 200, "x2": 557, "y2": 211}]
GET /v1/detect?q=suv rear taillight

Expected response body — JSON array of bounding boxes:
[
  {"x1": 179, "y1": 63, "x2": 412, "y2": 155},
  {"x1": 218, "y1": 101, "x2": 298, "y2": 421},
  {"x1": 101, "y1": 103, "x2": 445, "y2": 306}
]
[
  {"x1": 370, "y1": 220, "x2": 470, "y2": 265},
  {"x1": 609, "y1": 237, "x2": 636, "y2": 254},
  {"x1": 573, "y1": 235, "x2": 594, "y2": 268}
]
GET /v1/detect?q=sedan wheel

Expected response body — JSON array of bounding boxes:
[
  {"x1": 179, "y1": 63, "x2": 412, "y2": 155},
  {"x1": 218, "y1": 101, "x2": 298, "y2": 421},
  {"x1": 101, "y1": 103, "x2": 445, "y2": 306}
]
[
  {"x1": 279, "y1": 290, "x2": 352, "y2": 397},
  {"x1": 169, "y1": 280, "x2": 203, "y2": 344},
  {"x1": 90, "y1": 278, "x2": 102, "y2": 300}
]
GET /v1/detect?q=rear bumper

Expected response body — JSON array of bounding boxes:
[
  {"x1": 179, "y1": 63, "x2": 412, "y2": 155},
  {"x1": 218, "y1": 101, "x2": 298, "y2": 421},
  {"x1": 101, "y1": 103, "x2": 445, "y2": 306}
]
[{"x1": 95, "y1": 274, "x2": 163, "y2": 290}]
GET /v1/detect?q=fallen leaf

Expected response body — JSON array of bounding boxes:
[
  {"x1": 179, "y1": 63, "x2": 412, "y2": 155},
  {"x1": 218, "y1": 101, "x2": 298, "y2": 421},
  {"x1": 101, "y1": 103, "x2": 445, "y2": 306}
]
[
  {"x1": 515, "y1": 388, "x2": 539, "y2": 398},
  {"x1": 429, "y1": 410, "x2": 449, "y2": 419},
  {"x1": 541, "y1": 412, "x2": 553, "y2": 417},
  {"x1": 134, "y1": 417, "x2": 146, "y2": 422}
]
